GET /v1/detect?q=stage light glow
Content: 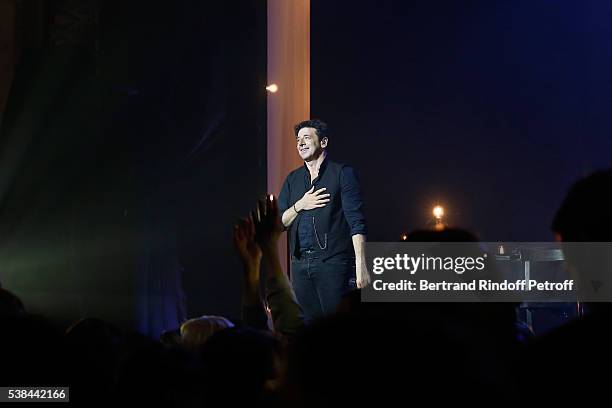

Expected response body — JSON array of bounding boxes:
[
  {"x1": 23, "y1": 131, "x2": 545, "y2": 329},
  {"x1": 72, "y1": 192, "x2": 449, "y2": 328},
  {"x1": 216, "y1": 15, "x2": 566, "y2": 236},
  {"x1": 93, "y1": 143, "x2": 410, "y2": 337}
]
[
  {"x1": 269, "y1": 194, "x2": 274, "y2": 201},
  {"x1": 433, "y1": 205, "x2": 444, "y2": 219},
  {"x1": 266, "y1": 84, "x2": 278, "y2": 93},
  {"x1": 401, "y1": 234, "x2": 408, "y2": 241}
]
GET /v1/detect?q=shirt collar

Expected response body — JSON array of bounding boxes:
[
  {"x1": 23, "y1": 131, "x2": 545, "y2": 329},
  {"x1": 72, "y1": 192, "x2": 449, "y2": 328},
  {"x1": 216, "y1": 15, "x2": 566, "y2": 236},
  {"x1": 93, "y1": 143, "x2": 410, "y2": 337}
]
[{"x1": 302, "y1": 153, "x2": 328, "y2": 175}]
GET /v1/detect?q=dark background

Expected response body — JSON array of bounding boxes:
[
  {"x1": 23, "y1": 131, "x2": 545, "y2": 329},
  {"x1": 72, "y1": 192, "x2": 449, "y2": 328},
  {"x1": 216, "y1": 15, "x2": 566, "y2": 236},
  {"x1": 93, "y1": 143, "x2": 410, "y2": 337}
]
[
  {"x1": 1, "y1": 0, "x2": 611, "y2": 335},
  {"x1": 312, "y1": 0, "x2": 612, "y2": 241},
  {"x1": 0, "y1": 0, "x2": 267, "y2": 336}
]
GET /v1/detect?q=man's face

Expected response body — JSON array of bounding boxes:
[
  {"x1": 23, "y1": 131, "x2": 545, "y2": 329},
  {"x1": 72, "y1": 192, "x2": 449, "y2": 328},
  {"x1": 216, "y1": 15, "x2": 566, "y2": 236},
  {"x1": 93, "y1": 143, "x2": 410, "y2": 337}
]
[{"x1": 296, "y1": 127, "x2": 327, "y2": 162}]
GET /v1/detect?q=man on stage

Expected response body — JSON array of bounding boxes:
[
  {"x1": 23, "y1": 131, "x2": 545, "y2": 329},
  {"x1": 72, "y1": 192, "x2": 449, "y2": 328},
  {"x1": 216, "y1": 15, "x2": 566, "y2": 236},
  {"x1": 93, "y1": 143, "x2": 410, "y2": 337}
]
[{"x1": 279, "y1": 119, "x2": 370, "y2": 323}]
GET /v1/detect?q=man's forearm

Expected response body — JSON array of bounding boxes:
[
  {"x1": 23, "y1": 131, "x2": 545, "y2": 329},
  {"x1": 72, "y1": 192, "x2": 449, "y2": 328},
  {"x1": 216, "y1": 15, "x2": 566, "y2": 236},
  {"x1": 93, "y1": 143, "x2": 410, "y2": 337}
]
[
  {"x1": 352, "y1": 234, "x2": 367, "y2": 264},
  {"x1": 281, "y1": 200, "x2": 301, "y2": 227},
  {"x1": 352, "y1": 233, "x2": 371, "y2": 287}
]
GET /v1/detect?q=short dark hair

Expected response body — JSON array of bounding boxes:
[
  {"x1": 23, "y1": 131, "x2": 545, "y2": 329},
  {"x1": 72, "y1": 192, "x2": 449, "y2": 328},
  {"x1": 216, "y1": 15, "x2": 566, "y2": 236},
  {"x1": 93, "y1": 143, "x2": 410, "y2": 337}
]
[
  {"x1": 294, "y1": 119, "x2": 329, "y2": 142},
  {"x1": 552, "y1": 169, "x2": 612, "y2": 241}
]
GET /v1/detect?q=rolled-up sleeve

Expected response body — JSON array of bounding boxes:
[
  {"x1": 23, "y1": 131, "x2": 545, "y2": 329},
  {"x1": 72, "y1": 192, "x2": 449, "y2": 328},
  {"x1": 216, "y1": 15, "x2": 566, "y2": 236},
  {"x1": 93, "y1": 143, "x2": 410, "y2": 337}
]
[
  {"x1": 278, "y1": 177, "x2": 290, "y2": 214},
  {"x1": 340, "y1": 166, "x2": 367, "y2": 236}
]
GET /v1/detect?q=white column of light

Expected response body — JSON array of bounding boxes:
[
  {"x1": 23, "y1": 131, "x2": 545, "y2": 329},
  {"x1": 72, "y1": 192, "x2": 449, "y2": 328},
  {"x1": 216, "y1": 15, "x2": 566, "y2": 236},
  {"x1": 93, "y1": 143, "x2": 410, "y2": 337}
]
[{"x1": 267, "y1": 0, "x2": 310, "y2": 274}]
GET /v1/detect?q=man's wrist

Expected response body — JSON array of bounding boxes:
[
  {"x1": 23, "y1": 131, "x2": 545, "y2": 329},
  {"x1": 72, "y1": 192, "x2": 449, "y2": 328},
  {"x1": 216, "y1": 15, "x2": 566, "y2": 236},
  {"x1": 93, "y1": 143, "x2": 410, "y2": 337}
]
[
  {"x1": 356, "y1": 259, "x2": 368, "y2": 272},
  {"x1": 293, "y1": 200, "x2": 302, "y2": 213}
]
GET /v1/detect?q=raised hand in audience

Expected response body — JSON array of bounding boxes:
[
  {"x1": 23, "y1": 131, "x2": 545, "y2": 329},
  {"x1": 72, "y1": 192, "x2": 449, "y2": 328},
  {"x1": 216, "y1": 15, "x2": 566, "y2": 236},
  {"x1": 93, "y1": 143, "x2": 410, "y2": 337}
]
[
  {"x1": 233, "y1": 215, "x2": 262, "y2": 307},
  {"x1": 253, "y1": 195, "x2": 284, "y2": 251}
]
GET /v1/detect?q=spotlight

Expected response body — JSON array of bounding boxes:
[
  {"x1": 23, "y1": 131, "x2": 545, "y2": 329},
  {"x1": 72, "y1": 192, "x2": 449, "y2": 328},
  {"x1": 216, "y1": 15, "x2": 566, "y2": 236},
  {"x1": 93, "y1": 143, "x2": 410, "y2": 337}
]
[
  {"x1": 433, "y1": 205, "x2": 444, "y2": 220},
  {"x1": 266, "y1": 84, "x2": 278, "y2": 93}
]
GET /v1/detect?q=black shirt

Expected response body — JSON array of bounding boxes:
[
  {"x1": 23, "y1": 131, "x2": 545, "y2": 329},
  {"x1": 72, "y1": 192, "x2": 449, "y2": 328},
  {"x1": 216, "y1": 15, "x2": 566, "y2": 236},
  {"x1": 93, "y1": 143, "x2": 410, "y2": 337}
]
[{"x1": 279, "y1": 156, "x2": 367, "y2": 260}]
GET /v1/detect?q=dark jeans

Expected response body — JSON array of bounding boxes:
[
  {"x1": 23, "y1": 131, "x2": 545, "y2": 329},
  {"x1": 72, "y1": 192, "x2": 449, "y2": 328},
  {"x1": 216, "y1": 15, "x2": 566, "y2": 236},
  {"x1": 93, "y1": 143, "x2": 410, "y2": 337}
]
[{"x1": 291, "y1": 253, "x2": 356, "y2": 324}]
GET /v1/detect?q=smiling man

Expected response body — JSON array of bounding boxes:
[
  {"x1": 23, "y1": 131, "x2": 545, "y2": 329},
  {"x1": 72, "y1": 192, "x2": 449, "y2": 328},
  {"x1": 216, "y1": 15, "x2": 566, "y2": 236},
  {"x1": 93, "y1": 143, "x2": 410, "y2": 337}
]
[{"x1": 278, "y1": 119, "x2": 370, "y2": 324}]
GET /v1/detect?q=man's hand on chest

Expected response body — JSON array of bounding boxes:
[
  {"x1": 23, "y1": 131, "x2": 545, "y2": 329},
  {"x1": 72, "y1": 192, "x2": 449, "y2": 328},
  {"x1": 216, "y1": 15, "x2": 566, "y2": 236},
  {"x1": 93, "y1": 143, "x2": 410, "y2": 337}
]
[{"x1": 295, "y1": 186, "x2": 331, "y2": 212}]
